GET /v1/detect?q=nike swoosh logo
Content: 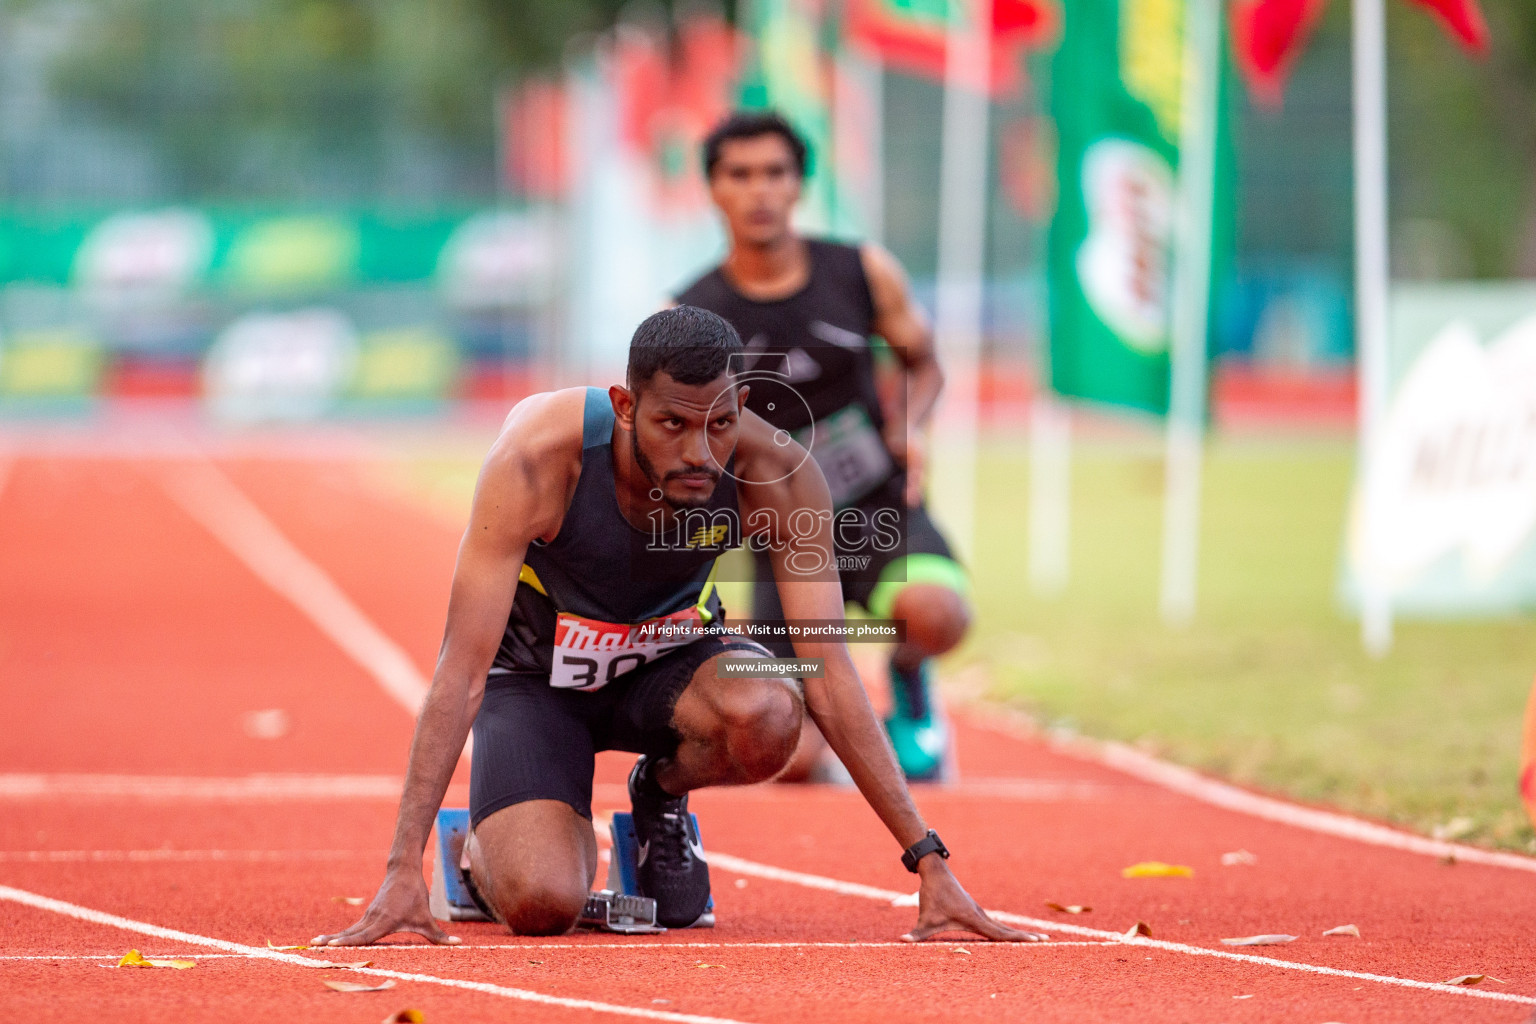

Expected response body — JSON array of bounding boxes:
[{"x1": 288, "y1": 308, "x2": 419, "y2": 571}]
[{"x1": 636, "y1": 840, "x2": 650, "y2": 866}]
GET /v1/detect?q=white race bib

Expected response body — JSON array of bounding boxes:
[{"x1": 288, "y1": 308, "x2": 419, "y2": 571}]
[
  {"x1": 550, "y1": 607, "x2": 708, "y2": 691},
  {"x1": 795, "y1": 404, "x2": 894, "y2": 510}
]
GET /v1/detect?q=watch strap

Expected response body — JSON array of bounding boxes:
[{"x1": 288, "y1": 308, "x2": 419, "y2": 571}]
[{"x1": 901, "y1": 829, "x2": 949, "y2": 873}]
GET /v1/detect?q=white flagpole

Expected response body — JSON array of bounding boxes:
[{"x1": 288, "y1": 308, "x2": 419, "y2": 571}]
[
  {"x1": 1159, "y1": 0, "x2": 1222, "y2": 624},
  {"x1": 1353, "y1": 0, "x2": 1394, "y2": 656},
  {"x1": 932, "y1": 0, "x2": 992, "y2": 562},
  {"x1": 1027, "y1": 393, "x2": 1071, "y2": 594}
]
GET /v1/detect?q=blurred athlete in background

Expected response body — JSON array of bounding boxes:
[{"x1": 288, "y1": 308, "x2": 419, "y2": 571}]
[{"x1": 676, "y1": 111, "x2": 969, "y2": 781}]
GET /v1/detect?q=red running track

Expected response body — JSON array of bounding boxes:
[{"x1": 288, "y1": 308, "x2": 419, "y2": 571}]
[{"x1": 0, "y1": 452, "x2": 1532, "y2": 1024}]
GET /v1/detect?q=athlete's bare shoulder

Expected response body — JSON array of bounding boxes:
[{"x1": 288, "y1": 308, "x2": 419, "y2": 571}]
[
  {"x1": 859, "y1": 242, "x2": 913, "y2": 309},
  {"x1": 476, "y1": 388, "x2": 588, "y2": 540}
]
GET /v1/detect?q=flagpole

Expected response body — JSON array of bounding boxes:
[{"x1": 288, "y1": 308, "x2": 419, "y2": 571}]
[
  {"x1": 1353, "y1": 0, "x2": 1394, "y2": 656},
  {"x1": 1159, "y1": 0, "x2": 1222, "y2": 625},
  {"x1": 932, "y1": 0, "x2": 992, "y2": 562}
]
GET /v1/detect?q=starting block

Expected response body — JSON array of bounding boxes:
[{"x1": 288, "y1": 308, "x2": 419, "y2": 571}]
[
  {"x1": 604, "y1": 812, "x2": 714, "y2": 928},
  {"x1": 427, "y1": 808, "x2": 714, "y2": 931},
  {"x1": 428, "y1": 808, "x2": 492, "y2": 922}
]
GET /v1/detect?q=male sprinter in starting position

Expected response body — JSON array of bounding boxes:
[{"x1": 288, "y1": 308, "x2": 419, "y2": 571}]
[
  {"x1": 677, "y1": 111, "x2": 967, "y2": 781},
  {"x1": 314, "y1": 307, "x2": 1041, "y2": 942}
]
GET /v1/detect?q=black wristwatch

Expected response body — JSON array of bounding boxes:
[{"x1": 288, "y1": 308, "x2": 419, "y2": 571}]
[{"x1": 901, "y1": 829, "x2": 950, "y2": 873}]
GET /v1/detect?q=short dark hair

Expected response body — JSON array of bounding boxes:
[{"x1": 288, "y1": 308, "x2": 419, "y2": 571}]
[
  {"x1": 702, "y1": 110, "x2": 809, "y2": 179},
  {"x1": 627, "y1": 306, "x2": 743, "y2": 391}
]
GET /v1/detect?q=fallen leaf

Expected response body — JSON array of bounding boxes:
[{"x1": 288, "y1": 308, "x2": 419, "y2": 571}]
[
  {"x1": 951, "y1": 947, "x2": 971, "y2": 954},
  {"x1": 381, "y1": 1012, "x2": 424, "y2": 1024},
  {"x1": 117, "y1": 949, "x2": 196, "y2": 969},
  {"x1": 1121, "y1": 862, "x2": 1193, "y2": 879},
  {"x1": 313, "y1": 960, "x2": 374, "y2": 970},
  {"x1": 267, "y1": 940, "x2": 310, "y2": 950},
  {"x1": 693, "y1": 961, "x2": 724, "y2": 969},
  {"x1": 324, "y1": 979, "x2": 396, "y2": 993},
  {"x1": 1322, "y1": 924, "x2": 1360, "y2": 938},
  {"x1": 1122, "y1": 921, "x2": 1153, "y2": 939},
  {"x1": 1233, "y1": 994, "x2": 1254, "y2": 1000},
  {"x1": 1045, "y1": 902, "x2": 1092, "y2": 914},
  {"x1": 1220, "y1": 850, "x2": 1258, "y2": 866},
  {"x1": 527, "y1": 960, "x2": 543, "y2": 965},
  {"x1": 333, "y1": 896, "x2": 366, "y2": 906},
  {"x1": 1221, "y1": 934, "x2": 1296, "y2": 946},
  {"x1": 889, "y1": 891, "x2": 920, "y2": 907},
  {"x1": 1443, "y1": 975, "x2": 1504, "y2": 986}
]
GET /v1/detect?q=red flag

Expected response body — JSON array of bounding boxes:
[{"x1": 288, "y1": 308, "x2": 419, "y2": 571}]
[
  {"x1": 1233, "y1": 0, "x2": 1489, "y2": 103},
  {"x1": 845, "y1": 0, "x2": 1057, "y2": 97}
]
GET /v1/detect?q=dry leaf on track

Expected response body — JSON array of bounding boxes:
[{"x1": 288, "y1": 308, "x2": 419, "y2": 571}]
[
  {"x1": 693, "y1": 962, "x2": 725, "y2": 969},
  {"x1": 312, "y1": 960, "x2": 374, "y2": 970},
  {"x1": 1442, "y1": 975, "x2": 1504, "y2": 986},
  {"x1": 117, "y1": 949, "x2": 196, "y2": 969},
  {"x1": 1045, "y1": 902, "x2": 1092, "y2": 914},
  {"x1": 267, "y1": 940, "x2": 309, "y2": 950},
  {"x1": 1121, "y1": 862, "x2": 1193, "y2": 878},
  {"x1": 1220, "y1": 850, "x2": 1258, "y2": 866},
  {"x1": 1122, "y1": 921, "x2": 1153, "y2": 939},
  {"x1": 333, "y1": 896, "x2": 366, "y2": 906},
  {"x1": 324, "y1": 979, "x2": 396, "y2": 993},
  {"x1": 1322, "y1": 924, "x2": 1360, "y2": 938},
  {"x1": 952, "y1": 947, "x2": 972, "y2": 954},
  {"x1": 1221, "y1": 935, "x2": 1296, "y2": 946},
  {"x1": 381, "y1": 1012, "x2": 424, "y2": 1024}
]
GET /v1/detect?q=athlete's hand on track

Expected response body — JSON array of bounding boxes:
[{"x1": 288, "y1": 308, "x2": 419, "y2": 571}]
[
  {"x1": 902, "y1": 861, "x2": 1049, "y2": 943},
  {"x1": 311, "y1": 869, "x2": 462, "y2": 947}
]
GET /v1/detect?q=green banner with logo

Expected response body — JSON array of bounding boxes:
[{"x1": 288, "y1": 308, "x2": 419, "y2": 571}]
[{"x1": 1045, "y1": 0, "x2": 1234, "y2": 416}]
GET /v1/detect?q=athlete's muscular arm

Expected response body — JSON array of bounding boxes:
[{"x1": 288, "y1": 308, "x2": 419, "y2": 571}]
[
  {"x1": 314, "y1": 391, "x2": 584, "y2": 947},
  {"x1": 736, "y1": 416, "x2": 1043, "y2": 943},
  {"x1": 863, "y1": 244, "x2": 942, "y2": 507}
]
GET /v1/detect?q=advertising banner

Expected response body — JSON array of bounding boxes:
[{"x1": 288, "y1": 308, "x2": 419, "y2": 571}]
[{"x1": 1344, "y1": 284, "x2": 1536, "y2": 615}]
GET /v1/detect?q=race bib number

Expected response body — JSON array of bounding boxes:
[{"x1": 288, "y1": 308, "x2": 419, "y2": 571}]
[
  {"x1": 795, "y1": 405, "x2": 894, "y2": 510},
  {"x1": 550, "y1": 607, "x2": 707, "y2": 691}
]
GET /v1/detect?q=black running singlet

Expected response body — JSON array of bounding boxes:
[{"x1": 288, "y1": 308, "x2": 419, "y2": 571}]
[
  {"x1": 492, "y1": 387, "x2": 737, "y2": 690},
  {"x1": 676, "y1": 239, "x2": 895, "y2": 510}
]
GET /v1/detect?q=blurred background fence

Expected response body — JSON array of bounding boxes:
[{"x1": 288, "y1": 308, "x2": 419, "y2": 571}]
[{"x1": 1, "y1": 0, "x2": 1529, "y2": 418}]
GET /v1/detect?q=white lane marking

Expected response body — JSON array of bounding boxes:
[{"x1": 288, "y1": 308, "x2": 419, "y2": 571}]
[
  {"x1": 704, "y1": 852, "x2": 1536, "y2": 1006},
  {"x1": 0, "y1": 773, "x2": 412, "y2": 800},
  {"x1": 0, "y1": 941, "x2": 1116, "y2": 960},
  {"x1": 961, "y1": 713, "x2": 1536, "y2": 874},
  {"x1": 157, "y1": 459, "x2": 430, "y2": 718},
  {"x1": 0, "y1": 884, "x2": 751, "y2": 1024},
  {"x1": 0, "y1": 849, "x2": 367, "y2": 863}
]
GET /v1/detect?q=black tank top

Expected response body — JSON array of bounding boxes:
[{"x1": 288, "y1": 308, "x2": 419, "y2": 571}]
[
  {"x1": 676, "y1": 239, "x2": 895, "y2": 509},
  {"x1": 493, "y1": 387, "x2": 736, "y2": 689}
]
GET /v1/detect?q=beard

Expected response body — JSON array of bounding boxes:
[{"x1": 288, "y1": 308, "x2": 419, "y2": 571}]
[{"x1": 632, "y1": 431, "x2": 720, "y2": 511}]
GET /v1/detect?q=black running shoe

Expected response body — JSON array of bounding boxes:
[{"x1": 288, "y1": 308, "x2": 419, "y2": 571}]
[{"x1": 628, "y1": 756, "x2": 711, "y2": 928}]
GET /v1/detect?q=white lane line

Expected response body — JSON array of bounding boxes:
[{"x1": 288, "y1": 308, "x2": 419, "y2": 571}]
[
  {"x1": 0, "y1": 773, "x2": 410, "y2": 800},
  {"x1": 0, "y1": 849, "x2": 367, "y2": 863},
  {"x1": 961, "y1": 713, "x2": 1536, "y2": 874},
  {"x1": 0, "y1": 884, "x2": 750, "y2": 1024},
  {"x1": 0, "y1": 941, "x2": 1116, "y2": 960},
  {"x1": 705, "y1": 852, "x2": 1536, "y2": 1006},
  {"x1": 157, "y1": 459, "x2": 430, "y2": 718}
]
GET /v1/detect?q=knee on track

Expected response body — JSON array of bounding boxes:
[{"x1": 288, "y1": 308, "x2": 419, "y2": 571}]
[{"x1": 484, "y1": 873, "x2": 588, "y2": 937}]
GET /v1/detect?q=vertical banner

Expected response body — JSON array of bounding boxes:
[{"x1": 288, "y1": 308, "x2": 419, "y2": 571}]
[
  {"x1": 1045, "y1": 0, "x2": 1234, "y2": 416},
  {"x1": 740, "y1": 0, "x2": 838, "y2": 231}
]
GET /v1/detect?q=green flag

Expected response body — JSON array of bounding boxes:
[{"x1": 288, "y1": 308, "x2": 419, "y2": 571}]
[{"x1": 1046, "y1": 0, "x2": 1234, "y2": 416}]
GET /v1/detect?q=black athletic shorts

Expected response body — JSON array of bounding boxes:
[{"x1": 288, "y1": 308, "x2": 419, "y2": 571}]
[
  {"x1": 469, "y1": 632, "x2": 771, "y2": 824},
  {"x1": 751, "y1": 473, "x2": 957, "y2": 657}
]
